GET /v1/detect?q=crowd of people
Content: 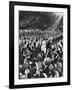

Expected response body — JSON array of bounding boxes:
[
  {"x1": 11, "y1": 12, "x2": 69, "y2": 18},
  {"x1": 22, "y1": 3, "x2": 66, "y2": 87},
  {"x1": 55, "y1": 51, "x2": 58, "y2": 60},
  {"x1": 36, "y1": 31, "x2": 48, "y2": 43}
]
[{"x1": 19, "y1": 33, "x2": 63, "y2": 79}]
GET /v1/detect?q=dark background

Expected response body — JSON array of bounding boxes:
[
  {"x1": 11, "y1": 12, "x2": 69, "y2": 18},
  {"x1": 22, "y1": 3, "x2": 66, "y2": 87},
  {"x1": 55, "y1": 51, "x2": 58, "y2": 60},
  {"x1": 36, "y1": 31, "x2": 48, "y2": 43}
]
[{"x1": 19, "y1": 11, "x2": 63, "y2": 31}]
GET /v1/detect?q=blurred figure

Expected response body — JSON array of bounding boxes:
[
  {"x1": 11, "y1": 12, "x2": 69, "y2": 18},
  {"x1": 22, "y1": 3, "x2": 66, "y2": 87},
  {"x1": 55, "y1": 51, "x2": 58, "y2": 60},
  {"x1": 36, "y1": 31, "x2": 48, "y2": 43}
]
[{"x1": 41, "y1": 40, "x2": 46, "y2": 53}]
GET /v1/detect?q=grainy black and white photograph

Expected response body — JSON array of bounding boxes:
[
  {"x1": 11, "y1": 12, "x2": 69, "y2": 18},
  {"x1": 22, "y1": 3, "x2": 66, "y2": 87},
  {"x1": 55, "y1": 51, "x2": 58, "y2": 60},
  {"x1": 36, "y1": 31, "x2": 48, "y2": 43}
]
[
  {"x1": 19, "y1": 11, "x2": 63, "y2": 79},
  {"x1": 9, "y1": 2, "x2": 70, "y2": 88}
]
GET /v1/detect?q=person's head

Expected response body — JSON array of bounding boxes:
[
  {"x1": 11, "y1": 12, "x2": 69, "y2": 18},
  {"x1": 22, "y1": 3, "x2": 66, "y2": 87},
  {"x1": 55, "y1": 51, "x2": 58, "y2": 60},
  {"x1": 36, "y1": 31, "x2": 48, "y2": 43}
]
[
  {"x1": 38, "y1": 53, "x2": 42, "y2": 58},
  {"x1": 44, "y1": 60, "x2": 50, "y2": 66},
  {"x1": 41, "y1": 40, "x2": 46, "y2": 45},
  {"x1": 49, "y1": 64, "x2": 54, "y2": 71},
  {"x1": 44, "y1": 57, "x2": 51, "y2": 66},
  {"x1": 19, "y1": 65, "x2": 22, "y2": 69},
  {"x1": 57, "y1": 62, "x2": 62, "y2": 69},
  {"x1": 36, "y1": 70, "x2": 40, "y2": 75},
  {"x1": 29, "y1": 61, "x2": 33, "y2": 65},
  {"x1": 52, "y1": 44, "x2": 54, "y2": 48},
  {"x1": 25, "y1": 69, "x2": 30, "y2": 75}
]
